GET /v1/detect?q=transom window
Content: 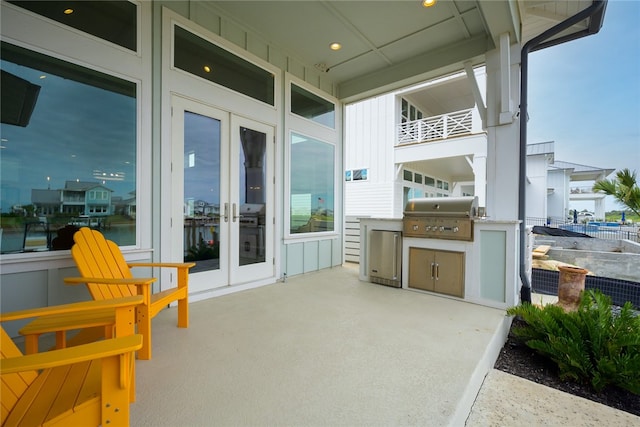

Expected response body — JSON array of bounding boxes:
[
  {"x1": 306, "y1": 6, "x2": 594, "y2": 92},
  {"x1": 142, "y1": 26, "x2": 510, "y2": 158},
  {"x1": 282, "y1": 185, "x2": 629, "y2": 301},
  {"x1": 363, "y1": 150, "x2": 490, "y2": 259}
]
[
  {"x1": 7, "y1": 0, "x2": 138, "y2": 51},
  {"x1": 173, "y1": 25, "x2": 275, "y2": 106},
  {"x1": 290, "y1": 83, "x2": 335, "y2": 128}
]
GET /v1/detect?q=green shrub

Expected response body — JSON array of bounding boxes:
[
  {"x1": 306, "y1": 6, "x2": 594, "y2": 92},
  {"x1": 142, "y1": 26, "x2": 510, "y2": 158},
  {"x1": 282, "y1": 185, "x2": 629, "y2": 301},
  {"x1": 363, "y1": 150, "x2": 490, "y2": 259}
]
[{"x1": 507, "y1": 290, "x2": 640, "y2": 394}]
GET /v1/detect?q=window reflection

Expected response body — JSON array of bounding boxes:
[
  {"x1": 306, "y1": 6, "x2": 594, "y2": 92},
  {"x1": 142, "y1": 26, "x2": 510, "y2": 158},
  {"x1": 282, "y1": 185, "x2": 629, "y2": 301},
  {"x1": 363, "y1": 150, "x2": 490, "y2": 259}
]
[
  {"x1": 290, "y1": 133, "x2": 334, "y2": 234},
  {"x1": 183, "y1": 112, "x2": 221, "y2": 272},
  {"x1": 291, "y1": 83, "x2": 335, "y2": 128},
  {"x1": 0, "y1": 42, "x2": 137, "y2": 253}
]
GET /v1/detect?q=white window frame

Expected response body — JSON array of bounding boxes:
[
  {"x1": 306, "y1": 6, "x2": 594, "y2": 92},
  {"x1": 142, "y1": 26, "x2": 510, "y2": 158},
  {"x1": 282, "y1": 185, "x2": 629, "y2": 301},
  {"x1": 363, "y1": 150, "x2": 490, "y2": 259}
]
[
  {"x1": 284, "y1": 74, "x2": 341, "y2": 241},
  {"x1": 0, "y1": 1, "x2": 152, "y2": 272}
]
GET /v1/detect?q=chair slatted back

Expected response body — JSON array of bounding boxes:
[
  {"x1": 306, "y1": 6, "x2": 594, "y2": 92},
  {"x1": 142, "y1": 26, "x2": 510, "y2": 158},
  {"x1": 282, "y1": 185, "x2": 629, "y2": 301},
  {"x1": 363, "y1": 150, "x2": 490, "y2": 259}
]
[
  {"x1": 71, "y1": 227, "x2": 137, "y2": 300},
  {"x1": 1, "y1": 328, "x2": 37, "y2": 422}
]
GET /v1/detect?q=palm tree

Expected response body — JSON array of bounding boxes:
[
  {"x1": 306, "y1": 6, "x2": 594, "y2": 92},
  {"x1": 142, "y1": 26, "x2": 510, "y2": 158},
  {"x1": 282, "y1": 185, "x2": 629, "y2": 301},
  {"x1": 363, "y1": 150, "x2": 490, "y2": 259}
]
[{"x1": 592, "y1": 168, "x2": 640, "y2": 217}]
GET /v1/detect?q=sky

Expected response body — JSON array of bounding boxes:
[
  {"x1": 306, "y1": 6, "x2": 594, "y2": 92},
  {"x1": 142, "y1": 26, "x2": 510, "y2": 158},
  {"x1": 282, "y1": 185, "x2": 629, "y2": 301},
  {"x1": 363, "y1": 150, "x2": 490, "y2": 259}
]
[{"x1": 526, "y1": 0, "x2": 640, "y2": 213}]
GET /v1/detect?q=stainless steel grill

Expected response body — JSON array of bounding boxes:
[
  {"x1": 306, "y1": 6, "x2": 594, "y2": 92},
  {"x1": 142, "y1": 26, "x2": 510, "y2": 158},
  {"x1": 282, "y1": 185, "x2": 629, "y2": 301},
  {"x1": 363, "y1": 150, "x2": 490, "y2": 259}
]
[{"x1": 403, "y1": 196, "x2": 478, "y2": 241}]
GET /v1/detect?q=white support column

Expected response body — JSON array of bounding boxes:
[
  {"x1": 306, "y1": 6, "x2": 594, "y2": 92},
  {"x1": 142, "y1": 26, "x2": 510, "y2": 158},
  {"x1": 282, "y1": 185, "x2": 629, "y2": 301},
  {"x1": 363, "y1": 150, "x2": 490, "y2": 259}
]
[
  {"x1": 594, "y1": 198, "x2": 606, "y2": 221},
  {"x1": 485, "y1": 42, "x2": 521, "y2": 221},
  {"x1": 499, "y1": 33, "x2": 514, "y2": 125},
  {"x1": 473, "y1": 155, "x2": 487, "y2": 208}
]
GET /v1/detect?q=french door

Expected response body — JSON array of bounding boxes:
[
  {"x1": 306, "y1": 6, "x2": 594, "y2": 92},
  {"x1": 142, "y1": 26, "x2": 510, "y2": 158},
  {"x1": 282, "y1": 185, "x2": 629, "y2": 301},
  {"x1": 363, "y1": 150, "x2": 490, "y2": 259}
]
[{"x1": 171, "y1": 96, "x2": 274, "y2": 292}]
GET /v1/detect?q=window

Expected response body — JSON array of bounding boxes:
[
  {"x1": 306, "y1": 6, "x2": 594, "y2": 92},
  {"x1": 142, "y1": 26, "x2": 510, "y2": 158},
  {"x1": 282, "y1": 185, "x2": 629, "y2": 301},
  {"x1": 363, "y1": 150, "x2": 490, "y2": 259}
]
[
  {"x1": 7, "y1": 1, "x2": 137, "y2": 51},
  {"x1": 0, "y1": 42, "x2": 137, "y2": 254},
  {"x1": 291, "y1": 83, "x2": 335, "y2": 128},
  {"x1": 352, "y1": 169, "x2": 368, "y2": 181},
  {"x1": 414, "y1": 173, "x2": 422, "y2": 184},
  {"x1": 401, "y1": 99, "x2": 408, "y2": 124},
  {"x1": 424, "y1": 176, "x2": 435, "y2": 187},
  {"x1": 290, "y1": 133, "x2": 334, "y2": 234},
  {"x1": 173, "y1": 25, "x2": 275, "y2": 106},
  {"x1": 345, "y1": 169, "x2": 368, "y2": 181},
  {"x1": 403, "y1": 170, "x2": 413, "y2": 181}
]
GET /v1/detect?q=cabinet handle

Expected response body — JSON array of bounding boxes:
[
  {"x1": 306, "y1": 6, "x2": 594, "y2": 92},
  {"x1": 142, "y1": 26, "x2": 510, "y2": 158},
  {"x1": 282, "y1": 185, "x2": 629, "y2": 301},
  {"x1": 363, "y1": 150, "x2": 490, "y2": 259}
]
[
  {"x1": 430, "y1": 262, "x2": 435, "y2": 279},
  {"x1": 392, "y1": 234, "x2": 398, "y2": 279},
  {"x1": 435, "y1": 263, "x2": 439, "y2": 280}
]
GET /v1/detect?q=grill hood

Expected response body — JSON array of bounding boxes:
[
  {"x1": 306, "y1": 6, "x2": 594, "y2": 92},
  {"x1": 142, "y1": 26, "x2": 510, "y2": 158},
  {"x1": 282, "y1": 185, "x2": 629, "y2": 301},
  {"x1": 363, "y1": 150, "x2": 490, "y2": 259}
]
[{"x1": 404, "y1": 196, "x2": 478, "y2": 218}]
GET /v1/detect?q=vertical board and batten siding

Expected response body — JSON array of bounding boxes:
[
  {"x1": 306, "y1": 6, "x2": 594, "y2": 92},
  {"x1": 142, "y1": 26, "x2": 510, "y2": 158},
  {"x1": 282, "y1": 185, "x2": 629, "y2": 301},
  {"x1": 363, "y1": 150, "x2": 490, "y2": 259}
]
[
  {"x1": 343, "y1": 94, "x2": 398, "y2": 263},
  {"x1": 344, "y1": 94, "x2": 398, "y2": 217},
  {"x1": 282, "y1": 238, "x2": 342, "y2": 277}
]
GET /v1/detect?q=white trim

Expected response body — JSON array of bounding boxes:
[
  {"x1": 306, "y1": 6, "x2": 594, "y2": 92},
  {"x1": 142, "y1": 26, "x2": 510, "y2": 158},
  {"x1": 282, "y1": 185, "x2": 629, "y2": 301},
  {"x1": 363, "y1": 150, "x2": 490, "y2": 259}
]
[{"x1": 284, "y1": 74, "x2": 342, "y2": 242}]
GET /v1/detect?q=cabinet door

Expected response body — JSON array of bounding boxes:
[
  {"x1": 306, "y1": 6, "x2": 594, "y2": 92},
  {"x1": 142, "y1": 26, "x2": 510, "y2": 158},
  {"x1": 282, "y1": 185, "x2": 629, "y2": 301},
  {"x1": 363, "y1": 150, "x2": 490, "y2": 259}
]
[
  {"x1": 408, "y1": 247, "x2": 435, "y2": 291},
  {"x1": 434, "y1": 250, "x2": 464, "y2": 298}
]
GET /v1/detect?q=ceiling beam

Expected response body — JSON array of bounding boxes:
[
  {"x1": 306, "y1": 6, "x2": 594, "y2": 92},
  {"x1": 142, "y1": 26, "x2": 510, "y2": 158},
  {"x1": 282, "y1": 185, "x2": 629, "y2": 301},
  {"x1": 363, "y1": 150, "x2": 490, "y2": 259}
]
[
  {"x1": 476, "y1": 0, "x2": 520, "y2": 45},
  {"x1": 338, "y1": 34, "x2": 488, "y2": 103}
]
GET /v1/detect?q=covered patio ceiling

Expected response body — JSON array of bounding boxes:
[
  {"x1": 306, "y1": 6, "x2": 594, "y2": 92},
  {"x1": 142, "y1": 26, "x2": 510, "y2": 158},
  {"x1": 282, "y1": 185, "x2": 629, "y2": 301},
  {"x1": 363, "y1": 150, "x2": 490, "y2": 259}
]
[{"x1": 209, "y1": 0, "x2": 600, "y2": 102}]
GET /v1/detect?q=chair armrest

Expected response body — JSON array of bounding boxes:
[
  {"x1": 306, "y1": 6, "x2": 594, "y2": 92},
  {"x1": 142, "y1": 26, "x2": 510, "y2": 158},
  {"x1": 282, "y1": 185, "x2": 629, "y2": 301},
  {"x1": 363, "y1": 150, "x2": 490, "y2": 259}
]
[
  {"x1": 0, "y1": 335, "x2": 143, "y2": 374},
  {"x1": 0, "y1": 296, "x2": 144, "y2": 323},
  {"x1": 64, "y1": 277, "x2": 156, "y2": 286},
  {"x1": 128, "y1": 262, "x2": 196, "y2": 269}
]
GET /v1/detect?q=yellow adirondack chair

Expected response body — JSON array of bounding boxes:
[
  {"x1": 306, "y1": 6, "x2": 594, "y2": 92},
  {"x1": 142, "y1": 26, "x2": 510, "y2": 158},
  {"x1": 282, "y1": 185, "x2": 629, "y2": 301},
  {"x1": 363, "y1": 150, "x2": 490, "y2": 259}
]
[
  {"x1": 64, "y1": 227, "x2": 194, "y2": 360},
  {"x1": 1, "y1": 297, "x2": 143, "y2": 426}
]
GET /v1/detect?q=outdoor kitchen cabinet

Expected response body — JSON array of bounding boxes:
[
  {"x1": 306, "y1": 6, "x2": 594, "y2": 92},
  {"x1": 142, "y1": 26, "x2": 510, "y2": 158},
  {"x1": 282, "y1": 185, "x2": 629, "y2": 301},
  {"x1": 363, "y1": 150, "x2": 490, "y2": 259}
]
[{"x1": 408, "y1": 247, "x2": 464, "y2": 298}]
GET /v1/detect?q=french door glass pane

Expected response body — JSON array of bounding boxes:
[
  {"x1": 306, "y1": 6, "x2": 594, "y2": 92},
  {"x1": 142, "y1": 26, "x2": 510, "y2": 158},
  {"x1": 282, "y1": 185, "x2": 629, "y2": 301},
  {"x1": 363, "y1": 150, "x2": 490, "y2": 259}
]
[
  {"x1": 183, "y1": 111, "x2": 221, "y2": 272},
  {"x1": 238, "y1": 127, "x2": 266, "y2": 266}
]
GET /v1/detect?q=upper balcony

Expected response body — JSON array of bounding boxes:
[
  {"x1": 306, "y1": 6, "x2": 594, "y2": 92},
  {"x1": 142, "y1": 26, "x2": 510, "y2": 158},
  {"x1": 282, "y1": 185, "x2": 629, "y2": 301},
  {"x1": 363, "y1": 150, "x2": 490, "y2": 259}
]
[
  {"x1": 569, "y1": 186, "x2": 607, "y2": 201},
  {"x1": 397, "y1": 108, "x2": 483, "y2": 146}
]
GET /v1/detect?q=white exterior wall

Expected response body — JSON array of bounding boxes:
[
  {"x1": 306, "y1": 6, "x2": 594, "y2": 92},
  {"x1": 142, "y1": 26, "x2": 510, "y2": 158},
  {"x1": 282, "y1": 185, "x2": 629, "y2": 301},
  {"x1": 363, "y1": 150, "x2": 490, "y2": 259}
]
[
  {"x1": 344, "y1": 94, "x2": 397, "y2": 218},
  {"x1": 548, "y1": 169, "x2": 571, "y2": 220},
  {"x1": 526, "y1": 154, "x2": 549, "y2": 219}
]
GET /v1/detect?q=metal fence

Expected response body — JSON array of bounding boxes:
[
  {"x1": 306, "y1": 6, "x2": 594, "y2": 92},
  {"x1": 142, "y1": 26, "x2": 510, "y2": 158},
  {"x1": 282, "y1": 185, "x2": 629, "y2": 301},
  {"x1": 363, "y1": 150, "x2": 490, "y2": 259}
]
[
  {"x1": 532, "y1": 268, "x2": 640, "y2": 310},
  {"x1": 527, "y1": 217, "x2": 639, "y2": 243}
]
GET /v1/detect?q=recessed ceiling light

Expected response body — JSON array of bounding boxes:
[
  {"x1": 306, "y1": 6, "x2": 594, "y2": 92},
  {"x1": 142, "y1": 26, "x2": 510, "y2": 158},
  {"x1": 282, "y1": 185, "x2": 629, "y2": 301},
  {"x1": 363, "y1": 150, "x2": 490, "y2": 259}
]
[
  {"x1": 330, "y1": 42, "x2": 342, "y2": 51},
  {"x1": 63, "y1": 8, "x2": 74, "y2": 15},
  {"x1": 39, "y1": 75, "x2": 47, "y2": 79},
  {"x1": 203, "y1": 65, "x2": 211, "y2": 73},
  {"x1": 422, "y1": 0, "x2": 437, "y2": 7}
]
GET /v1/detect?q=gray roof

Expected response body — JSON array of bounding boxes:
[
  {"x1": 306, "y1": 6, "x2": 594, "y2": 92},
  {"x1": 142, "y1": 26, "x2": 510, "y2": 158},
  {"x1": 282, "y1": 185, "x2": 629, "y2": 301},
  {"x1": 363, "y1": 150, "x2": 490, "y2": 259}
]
[
  {"x1": 31, "y1": 189, "x2": 61, "y2": 204},
  {"x1": 64, "y1": 181, "x2": 112, "y2": 192}
]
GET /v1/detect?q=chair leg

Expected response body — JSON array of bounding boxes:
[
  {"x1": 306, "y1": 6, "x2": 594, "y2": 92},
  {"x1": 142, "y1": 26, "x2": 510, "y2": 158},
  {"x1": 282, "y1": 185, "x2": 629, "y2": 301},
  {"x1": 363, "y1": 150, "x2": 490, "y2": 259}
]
[
  {"x1": 177, "y1": 296, "x2": 189, "y2": 328},
  {"x1": 137, "y1": 308, "x2": 152, "y2": 360}
]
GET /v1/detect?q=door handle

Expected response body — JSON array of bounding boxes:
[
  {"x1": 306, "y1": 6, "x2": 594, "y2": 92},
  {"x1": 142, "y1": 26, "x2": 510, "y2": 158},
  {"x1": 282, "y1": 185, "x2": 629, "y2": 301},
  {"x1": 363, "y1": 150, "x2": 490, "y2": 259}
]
[
  {"x1": 223, "y1": 203, "x2": 229, "y2": 222},
  {"x1": 232, "y1": 203, "x2": 244, "y2": 222}
]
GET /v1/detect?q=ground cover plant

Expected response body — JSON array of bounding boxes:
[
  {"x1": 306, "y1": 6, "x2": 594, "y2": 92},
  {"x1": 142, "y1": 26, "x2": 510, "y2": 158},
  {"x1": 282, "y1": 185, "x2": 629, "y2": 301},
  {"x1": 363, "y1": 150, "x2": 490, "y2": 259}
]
[{"x1": 496, "y1": 290, "x2": 640, "y2": 416}]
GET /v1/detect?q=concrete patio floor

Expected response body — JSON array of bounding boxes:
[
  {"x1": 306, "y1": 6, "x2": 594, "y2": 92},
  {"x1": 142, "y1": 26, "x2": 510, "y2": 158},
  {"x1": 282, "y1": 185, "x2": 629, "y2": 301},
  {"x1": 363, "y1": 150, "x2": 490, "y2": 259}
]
[
  {"x1": 131, "y1": 263, "x2": 508, "y2": 426},
  {"x1": 130, "y1": 264, "x2": 639, "y2": 426}
]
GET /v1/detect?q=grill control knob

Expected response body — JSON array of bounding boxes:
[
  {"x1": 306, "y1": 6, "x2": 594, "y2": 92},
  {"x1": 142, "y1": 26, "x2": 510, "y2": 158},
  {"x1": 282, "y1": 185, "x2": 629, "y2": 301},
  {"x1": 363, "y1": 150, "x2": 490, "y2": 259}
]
[
  {"x1": 453, "y1": 226, "x2": 459, "y2": 233},
  {"x1": 439, "y1": 226, "x2": 445, "y2": 232},
  {"x1": 425, "y1": 226, "x2": 431, "y2": 231},
  {"x1": 413, "y1": 225, "x2": 419, "y2": 231}
]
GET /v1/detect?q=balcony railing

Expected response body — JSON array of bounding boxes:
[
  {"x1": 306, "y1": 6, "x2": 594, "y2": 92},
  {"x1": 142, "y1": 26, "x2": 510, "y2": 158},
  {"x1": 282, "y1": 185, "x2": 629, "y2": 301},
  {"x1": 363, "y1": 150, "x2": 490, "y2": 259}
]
[
  {"x1": 570, "y1": 186, "x2": 597, "y2": 194},
  {"x1": 397, "y1": 108, "x2": 482, "y2": 145}
]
